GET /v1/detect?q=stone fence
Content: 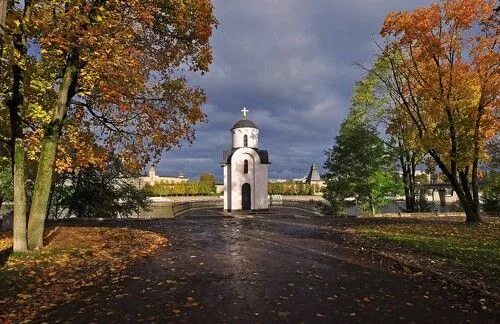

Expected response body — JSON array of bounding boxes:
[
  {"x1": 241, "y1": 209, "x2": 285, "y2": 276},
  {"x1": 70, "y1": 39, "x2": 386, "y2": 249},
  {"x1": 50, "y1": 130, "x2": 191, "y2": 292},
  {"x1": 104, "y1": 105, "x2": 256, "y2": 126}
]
[
  {"x1": 272, "y1": 195, "x2": 327, "y2": 214},
  {"x1": 139, "y1": 197, "x2": 223, "y2": 218}
]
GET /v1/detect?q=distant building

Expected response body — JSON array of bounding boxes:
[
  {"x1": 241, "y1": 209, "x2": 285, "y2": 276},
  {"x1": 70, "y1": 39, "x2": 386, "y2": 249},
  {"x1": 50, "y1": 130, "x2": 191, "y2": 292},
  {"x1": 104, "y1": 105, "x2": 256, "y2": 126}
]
[
  {"x1": 305, "y1": 163, "x2": 325, "y2": 187},
  {"x1": 139, "y1": 166, "x2": 188, "y2": 187},
  {"x1": 269, "y1": 178, "x2": 288, "y2": 183}
]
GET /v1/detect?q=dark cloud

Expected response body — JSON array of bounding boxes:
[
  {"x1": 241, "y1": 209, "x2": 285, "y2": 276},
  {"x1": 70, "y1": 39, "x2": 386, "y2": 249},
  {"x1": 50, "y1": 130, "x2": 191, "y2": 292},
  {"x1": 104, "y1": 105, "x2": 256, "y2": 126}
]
[{"x1": 155, "y1": 0, "x2": 432, "y2": 182}]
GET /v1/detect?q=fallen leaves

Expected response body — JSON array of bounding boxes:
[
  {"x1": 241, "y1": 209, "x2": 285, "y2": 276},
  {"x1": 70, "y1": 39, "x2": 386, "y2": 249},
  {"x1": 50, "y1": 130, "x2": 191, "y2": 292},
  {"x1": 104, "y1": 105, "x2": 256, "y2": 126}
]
[{"x1": 0, "y1": 226, "x2": 167, "y2": 322}]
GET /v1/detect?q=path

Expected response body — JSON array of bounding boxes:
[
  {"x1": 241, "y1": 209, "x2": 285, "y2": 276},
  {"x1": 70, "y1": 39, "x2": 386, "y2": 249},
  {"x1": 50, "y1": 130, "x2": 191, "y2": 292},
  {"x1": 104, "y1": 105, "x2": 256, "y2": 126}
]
[{"x1": 42, "y1": 208, "x2": 498, "y2": 323}]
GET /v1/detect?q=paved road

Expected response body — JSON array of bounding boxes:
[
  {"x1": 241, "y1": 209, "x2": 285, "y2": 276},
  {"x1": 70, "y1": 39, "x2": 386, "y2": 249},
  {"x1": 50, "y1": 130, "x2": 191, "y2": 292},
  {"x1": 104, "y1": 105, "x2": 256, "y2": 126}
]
[{"x1": 43, "y1": 208, "x2": 498, "y2": 323}]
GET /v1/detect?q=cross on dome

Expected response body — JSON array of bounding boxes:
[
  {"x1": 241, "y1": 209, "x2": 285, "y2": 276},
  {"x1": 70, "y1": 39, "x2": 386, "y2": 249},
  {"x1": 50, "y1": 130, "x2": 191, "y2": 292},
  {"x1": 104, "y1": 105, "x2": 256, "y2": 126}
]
[{"x1": 241, "y1": 107, "x2": 249, "y2": 119}]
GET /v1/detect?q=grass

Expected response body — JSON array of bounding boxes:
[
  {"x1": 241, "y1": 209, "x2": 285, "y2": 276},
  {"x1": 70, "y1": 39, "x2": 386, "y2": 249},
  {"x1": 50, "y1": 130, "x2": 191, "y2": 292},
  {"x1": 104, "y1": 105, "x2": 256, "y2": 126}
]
[{"x1": 355, "y1": 221, "x2": 500, "y2": 280}]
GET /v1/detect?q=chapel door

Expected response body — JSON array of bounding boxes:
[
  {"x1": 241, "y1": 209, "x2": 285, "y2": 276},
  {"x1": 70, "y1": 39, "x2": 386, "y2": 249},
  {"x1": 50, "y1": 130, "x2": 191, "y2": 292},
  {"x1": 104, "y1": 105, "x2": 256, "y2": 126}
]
[{"x1": 241, "y1": 183, "x2": 251, "y2": 210}]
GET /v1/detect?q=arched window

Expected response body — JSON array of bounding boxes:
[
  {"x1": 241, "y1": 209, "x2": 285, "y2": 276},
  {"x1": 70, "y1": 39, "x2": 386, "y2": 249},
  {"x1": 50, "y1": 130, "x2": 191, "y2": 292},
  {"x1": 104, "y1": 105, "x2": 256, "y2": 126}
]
[
  {"x1": 244, "y1": 160, "x2": 248, "y2": 174},
  {"x1": 243, "y1": 135, "x2": 248, "y2": 147}
]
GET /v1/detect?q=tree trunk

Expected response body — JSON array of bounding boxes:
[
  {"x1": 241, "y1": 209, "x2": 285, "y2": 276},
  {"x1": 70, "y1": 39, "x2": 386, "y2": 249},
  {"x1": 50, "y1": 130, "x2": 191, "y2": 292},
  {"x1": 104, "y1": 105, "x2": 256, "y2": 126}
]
[
  {"x1": 369, "y1": 194, "x2": 375, "y2": 216},
  {"x1": 459, "y1": 170, "x2": 480, "y2": 223},
  {"x1": 27, "y1": 63, "x2": 77, "y2": 249},
  {"x1": 428, "y1": 149, "x2": 480, "y2": 223},
  {"x1": 0, "y1": 0, "x2": 7, "y2": 44},
  {"x1": 399, "y1": 153, "x2": 417, "y2": 212},
  {"x1": 409, "y1": 154, "x2": 417, "y2": 211},
  {"x1": 13, "y1": 138, "x2": 27, "y2": 251},
  {"x1": 8, "y1": 48, "x2": 28, "y2": 253}
]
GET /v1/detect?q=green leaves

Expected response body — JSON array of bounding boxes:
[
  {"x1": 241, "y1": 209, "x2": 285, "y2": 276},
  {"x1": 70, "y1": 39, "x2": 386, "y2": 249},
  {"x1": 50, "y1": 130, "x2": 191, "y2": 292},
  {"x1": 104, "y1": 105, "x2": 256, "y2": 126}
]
[{"x1": 324, "y1": 107, "x2": 398, "y2": 215}]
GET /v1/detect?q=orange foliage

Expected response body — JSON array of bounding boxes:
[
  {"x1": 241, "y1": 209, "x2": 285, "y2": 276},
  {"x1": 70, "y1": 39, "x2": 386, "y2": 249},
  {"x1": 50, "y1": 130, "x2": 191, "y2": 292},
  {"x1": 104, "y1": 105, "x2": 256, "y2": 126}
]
[
  {"x1": 381, "y1": 0, "x2": 498, "y2": 169},
  {"x1": 3, "y1": 0, "x2": 217, "y2": 173}
]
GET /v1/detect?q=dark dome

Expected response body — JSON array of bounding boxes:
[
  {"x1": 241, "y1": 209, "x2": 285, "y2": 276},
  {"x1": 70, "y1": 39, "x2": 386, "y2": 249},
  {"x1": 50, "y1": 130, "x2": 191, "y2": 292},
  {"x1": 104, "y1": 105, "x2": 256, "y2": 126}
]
[{"x1": 231, "y1": 119, "x2": 258, "y2": 130}]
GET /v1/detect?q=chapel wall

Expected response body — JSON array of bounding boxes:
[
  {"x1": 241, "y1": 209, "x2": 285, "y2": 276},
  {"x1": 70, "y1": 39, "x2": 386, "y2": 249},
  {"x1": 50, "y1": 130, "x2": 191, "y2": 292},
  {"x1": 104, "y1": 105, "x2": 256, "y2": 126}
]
[
  {"x1": 232, "y1": 128, "x2": 259, "y2": 148},
  {"x1": 230, "y1": 152, "x2": 256, "y2": 210},
  {"x1": 223, "y1": 165, "x2": 231, "y2": 210},
  {"x1": 253, "y1": 164, "x2": 269, "y2": 209}
]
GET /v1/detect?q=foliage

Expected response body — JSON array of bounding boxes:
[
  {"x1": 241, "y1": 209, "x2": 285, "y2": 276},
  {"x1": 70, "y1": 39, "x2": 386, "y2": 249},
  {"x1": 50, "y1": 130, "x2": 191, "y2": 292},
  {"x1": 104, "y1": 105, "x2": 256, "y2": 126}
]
[
  {"x1": 199, "y1": 172, "x2": 216, "y2": 194},
  {"x1": 324, "y1": 107, "x2": 400, "y2": 215},
  {"x1": 1, "y1": 0, "x2": 218, "y2": 170},
  {"x1": 0, "y1": 164, "x2": 12, "y2": 203},
  {"x1": 482, "y1": 171, "x2": 500, "y2": 213},
  {"x1": 379, "y1": 0, "x2": 499, "y2": 222},
  {"x1": 48, "y1": 160, "x2": 150, "y2": 219},
  {"x1": 145, "y1": 180, "x2": 216, "y2": 197},
  {"x1": 268, "y1": 181, "x2": 319, "y2": 196}
]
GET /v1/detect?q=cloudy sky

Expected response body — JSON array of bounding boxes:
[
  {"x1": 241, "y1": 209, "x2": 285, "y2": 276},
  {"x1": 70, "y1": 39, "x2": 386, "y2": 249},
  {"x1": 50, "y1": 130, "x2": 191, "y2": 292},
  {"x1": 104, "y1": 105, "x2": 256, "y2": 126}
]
[{"x1": 155, "y1": 0, "x2": 432, "y2": 182}]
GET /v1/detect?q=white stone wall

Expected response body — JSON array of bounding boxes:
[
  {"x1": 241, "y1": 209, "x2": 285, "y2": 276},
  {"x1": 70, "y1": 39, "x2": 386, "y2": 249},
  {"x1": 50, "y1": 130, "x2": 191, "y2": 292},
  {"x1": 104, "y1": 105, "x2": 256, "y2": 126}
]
[
  {"x1": 228, "y1": 148, "x2": 268, "y2": 211},
  {"x1": 232, "y1": 127, "x2": 259, "y2": 148},
  {"x1": 223, "y1": 165, "x2": 231, "y2": 210}
]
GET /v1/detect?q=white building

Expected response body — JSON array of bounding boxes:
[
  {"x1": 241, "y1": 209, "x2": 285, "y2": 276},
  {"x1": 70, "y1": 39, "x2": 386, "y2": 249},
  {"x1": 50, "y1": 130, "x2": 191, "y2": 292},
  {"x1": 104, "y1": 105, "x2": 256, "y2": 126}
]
[
  {"x1": 138, "y1": 166, "x2": 188, "y2": 187},
  {"x1": 222, "y1": 108, "x2": 270, "y2": 212}
]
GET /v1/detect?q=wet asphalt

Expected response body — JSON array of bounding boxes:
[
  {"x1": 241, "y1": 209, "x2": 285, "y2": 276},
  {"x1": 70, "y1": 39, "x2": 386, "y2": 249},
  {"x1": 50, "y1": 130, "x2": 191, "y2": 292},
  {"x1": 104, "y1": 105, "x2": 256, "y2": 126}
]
[{"x1": 41, "y1": 208, "x2": 498, "y2": 323}]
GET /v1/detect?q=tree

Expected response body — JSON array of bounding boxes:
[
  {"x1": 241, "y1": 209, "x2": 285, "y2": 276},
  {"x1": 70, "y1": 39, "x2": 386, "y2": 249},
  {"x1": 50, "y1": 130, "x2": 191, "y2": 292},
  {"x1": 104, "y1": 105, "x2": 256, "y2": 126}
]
[
  {"x1": 379, "y1": 0, "x2": 499, "y2": 222},
  {"x1": 324, "y1": 108, "x2": 399, "y2": 216},
  {"x1": 354, "y1": 56, "x2": 424, "y2": 212},
  {"x1": 199, "y1": 172, "x2": 216, "y2": 194},
  {"x1": 1, "y1": 1, "x2": 217, "y2": 250}
]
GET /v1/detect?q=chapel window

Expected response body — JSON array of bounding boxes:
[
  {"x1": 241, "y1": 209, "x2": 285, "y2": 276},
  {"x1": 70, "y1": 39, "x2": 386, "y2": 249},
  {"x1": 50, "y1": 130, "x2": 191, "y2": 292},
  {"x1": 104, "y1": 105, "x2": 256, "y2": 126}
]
[
  {"x1": 244, "y1": 135, "x2": 248, "y2": 147},
  {"x1": 244, "y1": 160, "x2": 248, "y2": 174}
]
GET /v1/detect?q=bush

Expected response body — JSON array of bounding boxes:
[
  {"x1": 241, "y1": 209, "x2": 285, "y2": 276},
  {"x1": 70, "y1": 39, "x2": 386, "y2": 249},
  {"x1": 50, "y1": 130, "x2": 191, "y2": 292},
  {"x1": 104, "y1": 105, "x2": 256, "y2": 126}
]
[{"x1": 49, "y1": 160, "x2": 150, "y2": 219}]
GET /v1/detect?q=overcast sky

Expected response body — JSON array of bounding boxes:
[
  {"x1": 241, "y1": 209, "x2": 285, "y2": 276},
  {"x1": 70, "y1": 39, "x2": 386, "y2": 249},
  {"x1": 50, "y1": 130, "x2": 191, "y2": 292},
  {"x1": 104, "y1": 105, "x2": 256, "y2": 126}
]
[{"x1": 155, "y1": 0, "x2": 432, "y2": 182}]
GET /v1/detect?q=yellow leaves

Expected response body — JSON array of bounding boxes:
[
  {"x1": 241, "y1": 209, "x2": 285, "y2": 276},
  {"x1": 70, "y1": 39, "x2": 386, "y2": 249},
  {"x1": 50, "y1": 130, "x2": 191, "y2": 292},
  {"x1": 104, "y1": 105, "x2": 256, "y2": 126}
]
[{"x1": 26, "y1": 103, "x2": 51, "y2": 124}]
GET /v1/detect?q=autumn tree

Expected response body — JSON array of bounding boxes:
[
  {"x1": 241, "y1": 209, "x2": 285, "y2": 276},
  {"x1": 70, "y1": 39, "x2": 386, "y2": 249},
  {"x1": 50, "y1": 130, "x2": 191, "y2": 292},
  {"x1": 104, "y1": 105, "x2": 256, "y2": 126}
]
[
  {"x1": 199, "y1": 172, "x2": 216, "y2": 194},
  {"x1": 379, "y1": 0, "x2": 499, "y2": 222},
  {"x1": 1, "y1": 0, "x2": 217, "y2": 250}
]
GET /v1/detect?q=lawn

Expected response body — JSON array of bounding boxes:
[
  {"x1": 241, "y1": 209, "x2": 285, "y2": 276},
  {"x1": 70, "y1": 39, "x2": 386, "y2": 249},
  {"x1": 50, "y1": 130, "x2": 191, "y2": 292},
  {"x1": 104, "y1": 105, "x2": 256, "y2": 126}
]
[{"x1": 354, "y1": 221, "x2": 500, "y2": 280}]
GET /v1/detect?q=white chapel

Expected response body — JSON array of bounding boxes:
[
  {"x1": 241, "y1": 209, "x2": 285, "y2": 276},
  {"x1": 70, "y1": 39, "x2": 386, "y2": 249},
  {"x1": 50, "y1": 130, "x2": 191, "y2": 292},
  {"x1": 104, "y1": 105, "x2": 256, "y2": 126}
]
[{"x1": 222, "y1": 108, "x2": 270, "y2": 212}]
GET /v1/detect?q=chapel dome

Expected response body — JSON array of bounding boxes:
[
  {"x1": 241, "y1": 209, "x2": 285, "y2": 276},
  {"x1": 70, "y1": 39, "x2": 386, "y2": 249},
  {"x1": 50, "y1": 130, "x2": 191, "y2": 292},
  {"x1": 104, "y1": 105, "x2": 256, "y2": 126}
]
[{"x1": 231, "y1": 119, "x2": 258, "y2": 130}]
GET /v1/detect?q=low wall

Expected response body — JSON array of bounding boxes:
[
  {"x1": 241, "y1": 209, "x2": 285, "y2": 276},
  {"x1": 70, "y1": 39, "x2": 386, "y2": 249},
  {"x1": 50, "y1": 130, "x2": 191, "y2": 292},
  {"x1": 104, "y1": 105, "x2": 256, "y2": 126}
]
[
  {"x1": 270, "y1": 196, "x2": 328, "y2": 215},
  {"x1": 369, "y1": 211, "x2": 499, "y2": 222},
  {"x1": 172, "y1": 199, "x2": 223, "y2": 216},
  {"x1": 372, "y1": 212, "x2": 466, "y2": 218},
  {"x1": 139, "y1": 197, "x2": 223, "y2": 218},
  {"x1": 0, "y1": 203, "x2": 13, "y2": 218}
]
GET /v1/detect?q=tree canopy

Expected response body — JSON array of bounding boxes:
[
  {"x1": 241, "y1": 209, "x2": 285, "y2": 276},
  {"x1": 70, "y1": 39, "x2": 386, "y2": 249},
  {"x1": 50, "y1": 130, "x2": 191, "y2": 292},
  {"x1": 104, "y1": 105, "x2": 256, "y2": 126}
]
[
  {"x1": 324, "y1": 107, "x2": 400, "y2": 215},
  {"x1": 378, "y1": 0, "x2": 499, "y2": 222}
]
